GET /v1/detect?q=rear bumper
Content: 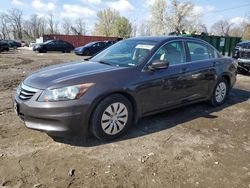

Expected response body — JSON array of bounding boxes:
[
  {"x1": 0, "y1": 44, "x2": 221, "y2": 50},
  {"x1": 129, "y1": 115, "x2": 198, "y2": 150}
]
[{"x1": 13, "y1": 92, "x2": 92, "y2": 138}]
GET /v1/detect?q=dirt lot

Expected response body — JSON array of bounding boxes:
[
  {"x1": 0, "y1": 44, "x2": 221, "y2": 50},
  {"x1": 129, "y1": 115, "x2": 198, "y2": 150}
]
[{"x1": 0, "y1": 49, "x2": 249, "y2": 188}]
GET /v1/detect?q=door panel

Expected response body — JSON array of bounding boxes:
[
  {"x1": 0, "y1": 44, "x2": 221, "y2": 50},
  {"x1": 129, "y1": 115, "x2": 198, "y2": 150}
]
[
  {"x1": 188, "y1": 61, "x2": 216, "y2": 99},
  {"x1": 47, "y1": 42, "x2": 57, "y2": 51},
  {"x1": 185, "y1": 41, "x2": 218, "y2": 99},
  {"x1": 136, "y1": 64, "x2": 194, "y2": 114},
  {"x1": 135, "y1": 41, "x2": 198, "y2": 114}
]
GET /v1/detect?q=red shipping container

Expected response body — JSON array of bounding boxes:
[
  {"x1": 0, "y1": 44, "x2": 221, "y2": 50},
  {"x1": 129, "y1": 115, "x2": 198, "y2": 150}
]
[{"x1": 43, "y1": 34, "x2": 122, "y2": 48}]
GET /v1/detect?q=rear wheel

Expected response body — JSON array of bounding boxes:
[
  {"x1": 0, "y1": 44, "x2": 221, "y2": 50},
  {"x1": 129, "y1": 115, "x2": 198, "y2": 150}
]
[
  {"x1": 210, "y1": 78, "x2": 229, "y2": 106},
  {"x1": 91, "y1": 94, "x2": 133, "y2": 141}
]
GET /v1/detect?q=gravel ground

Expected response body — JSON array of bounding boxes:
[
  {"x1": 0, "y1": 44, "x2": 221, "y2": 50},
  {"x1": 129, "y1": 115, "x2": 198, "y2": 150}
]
[{"x1": 0, "y1": 49, "x2": 249, "y2": 188}]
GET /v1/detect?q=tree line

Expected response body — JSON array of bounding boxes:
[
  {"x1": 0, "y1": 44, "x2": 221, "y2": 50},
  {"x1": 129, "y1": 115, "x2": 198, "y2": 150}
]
[{"x1": 0, "y1": 0, "x2": 249, "y2": 42}]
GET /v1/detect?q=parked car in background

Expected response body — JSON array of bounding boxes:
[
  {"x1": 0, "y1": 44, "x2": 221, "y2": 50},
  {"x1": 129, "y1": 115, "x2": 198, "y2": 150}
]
[
  {"x1": 29, "y1": 41, "x2": 37, "y2": 48},
  {"x1": 14, "y1": 36, "x2": 237, "y2": 141},
  {"x1": 5, "y1": 40, "x2": 21, "y2": 48},
  {"x1": 233, "y1": 41, "x2": 250, "y2": 74},
  {"x1": 74, "y1": 41, "x2": 116, "y2": 56},
  {"x1": 0, "y1": 40, "x2": 10, "y2": 53},
  {"x1": 20, "y1": 40, "x2": 28, "y2": 47},
  {"x1": 34, "y1": 40, "x2": 75, "y2": 53},
  {"x1": 32, "y1": 43, "x2": 42, "y2": 51}
]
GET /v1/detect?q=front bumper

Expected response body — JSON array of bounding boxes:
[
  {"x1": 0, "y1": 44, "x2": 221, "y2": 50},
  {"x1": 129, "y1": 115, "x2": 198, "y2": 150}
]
[
  {"x1": 238, "y1": 58, "x2": 250, "y2": 66},
  {"x1": 238, "y1": 58, "x2": 250, "y2": 71},
  {"x1": 74, "y1": 50, "x2": 83, "y2": 55},
  {"x1": 13, "y1": 91, "x2": 92, "y2": 138}
]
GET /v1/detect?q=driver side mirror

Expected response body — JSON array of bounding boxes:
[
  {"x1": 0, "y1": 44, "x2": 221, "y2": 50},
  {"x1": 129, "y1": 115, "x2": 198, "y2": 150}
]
[{"x1": 148, "y1": 60, "x2": 169, "y2": 71}]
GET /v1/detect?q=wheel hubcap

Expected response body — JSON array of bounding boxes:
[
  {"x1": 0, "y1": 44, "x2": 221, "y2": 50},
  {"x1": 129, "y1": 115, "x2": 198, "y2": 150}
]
[
  {"x1": 215, "y1": 82, "x2": 227, "y2": 103},
  {"x1": 101, "y1": 102, "x2": 128, "y2": 135}
]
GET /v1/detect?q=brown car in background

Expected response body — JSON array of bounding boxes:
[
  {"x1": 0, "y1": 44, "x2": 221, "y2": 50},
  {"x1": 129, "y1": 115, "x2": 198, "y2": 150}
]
[{"x1": 14, "y1": 36, "x2": 237, "y2": 141}]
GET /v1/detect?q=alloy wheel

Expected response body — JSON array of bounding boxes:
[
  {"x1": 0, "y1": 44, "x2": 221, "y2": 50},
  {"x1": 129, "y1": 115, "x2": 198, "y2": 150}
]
[
  {"x1": 215, "y1": 82, "x2": 227, "y2": 103},
  {"x1": 101, "y1": 102, "x2": 128, "y2": 135}
]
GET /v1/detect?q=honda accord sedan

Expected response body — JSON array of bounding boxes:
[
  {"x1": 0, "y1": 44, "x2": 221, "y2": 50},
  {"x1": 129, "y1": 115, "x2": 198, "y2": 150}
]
[
  {"x1": 14, "y1": 36, "x2": 237, "y2": 141},
  {"x1": 34, "y1": 40, "x2": 75, "y2": 53},
  {"x1": 74, "y1": 41, "x2": 116, "y2": 56}
]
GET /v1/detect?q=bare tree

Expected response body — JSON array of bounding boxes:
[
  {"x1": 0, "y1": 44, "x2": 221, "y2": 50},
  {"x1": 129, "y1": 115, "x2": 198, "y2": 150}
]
[
  {"x1": 62, "y1": 18, "x2": 72, "y2": 35},
  {"x1": 243, "y1": 25, "x2": 250, "y2": 40},
  {"x1": 47, "y1": 13, "x2": 59, "y2": 34},
  {"x1": 22, "y1": 14, "x2": 48, "y2": 40},
  {"x1": 198, "y1": 24, "x2": 208, "y2": 34},
  {"x1": 169, "y1": 0, "x2": 194, "y2": 34},
  {"x1": 211, "y1": 20, "x2": 233, "y2": 36},
  {"x1": 0, "y1": 13, "x2": 11, "y2": 40},
  {"x1": 228, "y1": 22, "x2": 248, "y2": 38},
  {"x1": 71, "y1": 18, "x2": 86, "y2": 35},
  {"x1": 38, "y1": 16, "x2": 47, "y2": 36},
  {"x1": 6, "y1": 8, "x2": 23, "y2": 39},
  {"x1": 242, "y1": 13, "x2": 250, "y2": 40},
  {"x1": 149, "y1": 0, "x2": 168, "y2": 35},
  {"x1": 148, "y1": 0, "x2": 201, "y2": 35},
  {"x1": 131, "y1": 22, "x2": 137, "y2": 37},
  {"x1": 138, "y1": 22, "x2": 151, "y2": 36}
]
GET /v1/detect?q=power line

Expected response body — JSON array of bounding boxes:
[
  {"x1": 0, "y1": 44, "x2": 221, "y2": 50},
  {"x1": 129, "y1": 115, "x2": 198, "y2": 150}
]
[{"x1": 205, "y1": 3, "x2": 250, "y2": 15}]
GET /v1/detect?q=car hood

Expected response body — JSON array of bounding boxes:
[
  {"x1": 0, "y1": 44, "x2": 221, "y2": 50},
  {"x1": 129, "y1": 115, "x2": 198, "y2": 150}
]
[
  {"x1": 23, "y1": 61, "x2": 125, "y2": 89},
  {"x1": 34, "y1": 44, "x2": 43, "y2": 48},
  {"x1": 75, "y1": 46, "x2": 86, "y2": 51}
]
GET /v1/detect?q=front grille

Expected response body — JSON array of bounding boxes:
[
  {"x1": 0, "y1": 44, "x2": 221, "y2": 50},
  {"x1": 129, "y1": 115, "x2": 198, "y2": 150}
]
[
  {"x1": 19, "y1": 83, "x2": 38, "y2": 101},
  {"x1": 239, "y1": 51, "x2": 250, "y2": 59},
  {"x1": 242, "y1": 46, "x2": 250, "y2": 49}
]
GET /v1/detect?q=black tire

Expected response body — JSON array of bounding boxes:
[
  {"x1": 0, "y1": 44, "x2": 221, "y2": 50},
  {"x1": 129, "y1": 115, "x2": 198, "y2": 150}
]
[
  {"x1": 84, "y1": 50, "x2": 91, "y2": 56},
  {"x1": 91, "y1": 94, "x2": 133, "y2": 141},
  {"x1": 210, "y1": 77, "x2": 229, "y2": 107},
  {"x1": 38, "y1": 49, "x2": 46, "y2": 53}
]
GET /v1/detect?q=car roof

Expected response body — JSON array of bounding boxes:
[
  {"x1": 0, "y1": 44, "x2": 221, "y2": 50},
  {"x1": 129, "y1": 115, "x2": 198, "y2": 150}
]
[
  {"x1": 127, "y1": 36, "x2": 205, "y2": 43},
  {"x1": 237, "y1": 41, "x2": 250, "y2": 45}
]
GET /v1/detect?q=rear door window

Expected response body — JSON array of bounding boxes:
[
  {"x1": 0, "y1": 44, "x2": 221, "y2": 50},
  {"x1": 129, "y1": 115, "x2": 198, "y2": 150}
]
[{"x1": 187, "y1": 42, "x2": 213, "y2": 61}]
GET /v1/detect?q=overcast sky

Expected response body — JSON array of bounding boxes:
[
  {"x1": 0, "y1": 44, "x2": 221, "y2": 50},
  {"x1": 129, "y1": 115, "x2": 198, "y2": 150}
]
[{"x1": 1, "y1": 0, "x2": 250, "y2": 33}]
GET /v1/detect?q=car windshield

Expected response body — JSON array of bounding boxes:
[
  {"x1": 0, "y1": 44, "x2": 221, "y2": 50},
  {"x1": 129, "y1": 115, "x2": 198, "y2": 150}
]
[
  {"x1": 90, "y1": 40, "x2": 157, "y2": 67},
  {"x1": 43, "y1": 40, "x2": 53, "y2": 44},
  {"x1": 85, "y1": 42, "x2": 97, "y2": 47}
]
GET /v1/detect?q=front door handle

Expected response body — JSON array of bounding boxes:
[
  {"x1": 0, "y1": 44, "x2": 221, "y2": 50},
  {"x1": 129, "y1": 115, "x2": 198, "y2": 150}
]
[{"x1": 213, "y1": 61, "x2": 220, "y2": 67}]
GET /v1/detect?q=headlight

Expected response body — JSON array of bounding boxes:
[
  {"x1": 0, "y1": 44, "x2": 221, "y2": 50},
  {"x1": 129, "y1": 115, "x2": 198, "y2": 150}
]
[{"x1": 38, "y1": 83, "x2": 94, "y2": 102}]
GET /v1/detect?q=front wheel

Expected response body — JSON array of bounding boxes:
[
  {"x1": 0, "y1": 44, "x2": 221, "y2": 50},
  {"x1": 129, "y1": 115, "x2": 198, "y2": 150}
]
[
  {"x1": 210, "y1": 78, "x2": 229, "y2": 106},
  {"x1": 91, "y1": 94, "x2": 133, "y2": 141},
  {"x1": 84, "y1": 50, "x2": 91, "y2": 56}
]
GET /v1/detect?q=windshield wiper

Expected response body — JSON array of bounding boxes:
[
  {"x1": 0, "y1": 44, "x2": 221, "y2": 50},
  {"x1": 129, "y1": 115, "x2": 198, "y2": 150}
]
[{"x1": 96, "y1": 61, "x2": 113, "y2": 66}]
